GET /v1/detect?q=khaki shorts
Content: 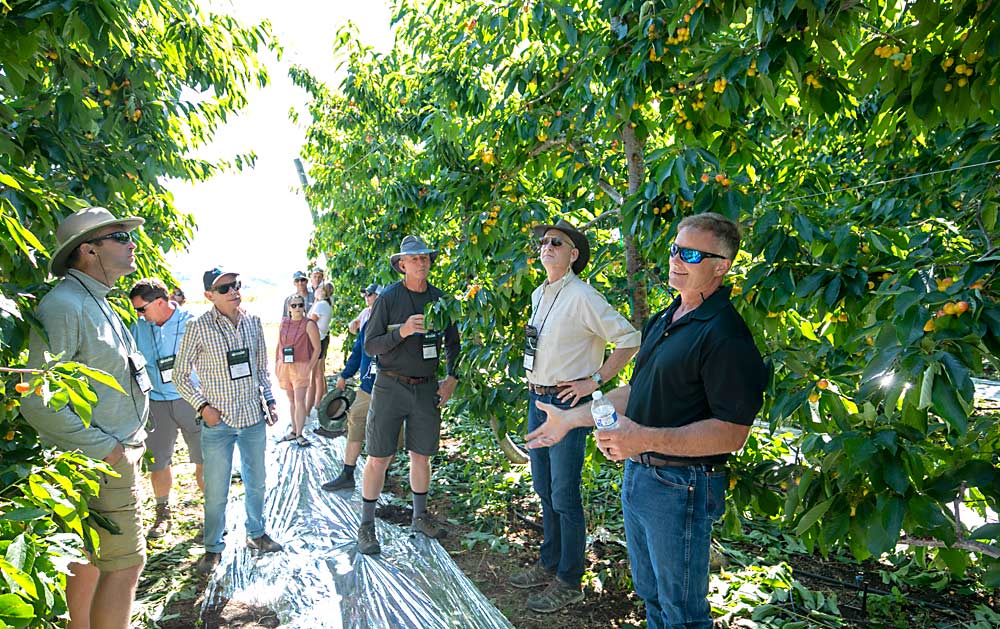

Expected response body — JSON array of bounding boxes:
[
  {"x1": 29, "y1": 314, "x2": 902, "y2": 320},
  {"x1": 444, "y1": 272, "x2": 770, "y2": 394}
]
[
  {"x1": 347, "y1": 389, "x2": 404, "y2": 450},
  {"x1": 90, "y1": 445, "x2": 146, "y2": 572},
  {"x1": 146, "y1": 399, "x2": 203, "y2": 471}
]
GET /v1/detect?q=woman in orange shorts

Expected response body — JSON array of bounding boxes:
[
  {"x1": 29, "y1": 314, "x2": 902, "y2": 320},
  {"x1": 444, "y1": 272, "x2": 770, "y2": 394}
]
[{"x1": 276, "y1": 296, "x2": 321, "y2": 446}]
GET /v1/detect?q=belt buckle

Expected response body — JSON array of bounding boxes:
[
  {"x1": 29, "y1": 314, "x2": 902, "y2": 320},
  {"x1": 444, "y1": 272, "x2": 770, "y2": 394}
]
[{"x1": 639, "y1": 453, "x2": 652, "y2": 466}]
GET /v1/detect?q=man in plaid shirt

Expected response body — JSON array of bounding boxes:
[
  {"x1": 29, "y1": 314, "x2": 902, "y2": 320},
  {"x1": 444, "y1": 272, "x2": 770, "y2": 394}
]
[{"x1": 175, "y1": 267, "x2": 283, "y2": 574}]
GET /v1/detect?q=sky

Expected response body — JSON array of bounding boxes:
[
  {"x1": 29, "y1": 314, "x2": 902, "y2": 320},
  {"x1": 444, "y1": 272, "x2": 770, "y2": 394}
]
[{"x1": 163, "y1": 0, "x2": 393, "y2": 319}]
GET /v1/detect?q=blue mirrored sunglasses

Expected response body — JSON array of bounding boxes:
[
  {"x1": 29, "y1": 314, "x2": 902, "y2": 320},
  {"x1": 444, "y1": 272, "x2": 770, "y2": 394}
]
[{"x1": 670, "y1": 243, "x2": 728, "y2": 264}]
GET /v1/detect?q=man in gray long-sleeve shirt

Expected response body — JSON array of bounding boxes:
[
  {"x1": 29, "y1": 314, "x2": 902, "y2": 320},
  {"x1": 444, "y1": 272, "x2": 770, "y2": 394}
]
[
  {"x1": 356, "y1": 235, "x2": 460, "y2": 555},
  {"x1": 22, "y1": 206, "x2": 149, "y2": 629}
]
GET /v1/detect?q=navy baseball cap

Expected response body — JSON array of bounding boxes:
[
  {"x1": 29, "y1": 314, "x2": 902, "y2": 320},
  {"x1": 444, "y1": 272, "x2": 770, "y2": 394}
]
[{"x1": 203, "y1": 267, "x2": 238, "y2": 291}]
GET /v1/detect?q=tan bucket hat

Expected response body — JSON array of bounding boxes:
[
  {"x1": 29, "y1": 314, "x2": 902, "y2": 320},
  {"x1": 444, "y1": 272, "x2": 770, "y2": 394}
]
[{"x1": 49, "y1": 207, "x2": 143, "y2": 276}]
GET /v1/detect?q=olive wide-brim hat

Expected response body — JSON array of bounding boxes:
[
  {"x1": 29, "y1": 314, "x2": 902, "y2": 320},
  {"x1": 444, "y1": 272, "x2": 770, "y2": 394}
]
[
  {"x1": 49, "y1": 206, "x2": 144, "y2": 276},
  {"x1": 533, "y1": 218, "x2": 590, "y2": 274},
  {"x1": 390, "y1": 235, "x2": 438, "y2": 274}
]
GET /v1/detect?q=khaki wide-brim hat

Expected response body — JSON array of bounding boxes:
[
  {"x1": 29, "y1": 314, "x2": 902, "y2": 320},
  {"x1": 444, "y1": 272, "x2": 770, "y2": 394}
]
[
  {"x1": 49, "y1": 207, "x2": 144, "y2": 276},
  {"x1": 390, "y1": 235, "x2": 438, "y2": 274},
  {"x1": 533, "y1": 218, "x2": 590, "y2": 274}
]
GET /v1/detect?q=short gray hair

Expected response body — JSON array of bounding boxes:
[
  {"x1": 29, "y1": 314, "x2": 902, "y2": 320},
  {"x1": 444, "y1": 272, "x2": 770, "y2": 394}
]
[{"x1": 677, "y1": 212, "x2": 742, "y2": 259}]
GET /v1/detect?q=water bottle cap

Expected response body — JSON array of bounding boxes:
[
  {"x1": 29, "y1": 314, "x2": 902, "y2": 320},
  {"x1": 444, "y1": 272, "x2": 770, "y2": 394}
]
[{"x1": 592, "y1": 390, "x2": 603, "y2": 399}]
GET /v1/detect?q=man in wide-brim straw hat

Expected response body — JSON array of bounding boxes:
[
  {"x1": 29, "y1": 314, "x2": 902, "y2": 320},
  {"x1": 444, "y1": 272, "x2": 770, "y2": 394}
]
[
  {"x1": 507, "y1": 217, "x2": 641, "y2": 613},
  {"x1": 22, "y1": 206, "x2": 152, "y2": 629},
  {"x1": 356, "y1": 234, "x2": 460, "y2": 555}
]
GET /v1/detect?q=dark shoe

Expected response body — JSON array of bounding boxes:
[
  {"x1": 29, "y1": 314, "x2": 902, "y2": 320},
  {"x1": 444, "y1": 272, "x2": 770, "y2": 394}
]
[
  {"x1": 357, "y1": 522, "x2": 380, "y2": 555},
  {"x1": 279, "y1": 432, "x2": 297, "y2": 443},
  {"x1": 509, "y1": 564, "x2": 555, "y2": 589},
  {"x1": 411, "y1": 512, "x2": 448, "y2": 540},
  {"x1": 147, "y1": 504, "x2": 172, "y2": 539},
  {"x1": 321, "y1": 471, "x2": 355, "y2": 492},
  {"x1": 295, "y1": 435, "x2": 311, "y2": 447},
  {"x1": 246, "y1": 533, "x2": 283, "y2": 554},
  {"x1": 197, "y1": 551, "x2": 221, "y2": 575},
  {"x1": 527, "y1": 578, "x2": 585, "y2": 613}
]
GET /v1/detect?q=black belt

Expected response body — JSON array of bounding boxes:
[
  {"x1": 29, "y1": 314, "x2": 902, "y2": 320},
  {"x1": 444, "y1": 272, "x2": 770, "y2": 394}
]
[
  {"x1": 380, "y1": 370, "x2": 429, "y2": 385},
  {"x1": 630, "y1": 452, "x2": 719, "y2": 471},
  {"x1": 528, "y1": 383, "x2": 564, "y2": 395}
]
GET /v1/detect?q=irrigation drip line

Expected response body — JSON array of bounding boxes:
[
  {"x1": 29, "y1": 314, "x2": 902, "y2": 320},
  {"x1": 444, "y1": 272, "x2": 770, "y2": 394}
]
[
  {"x1": 766, "y1": 158, "x2": 1000, "y2": 205},
  {"x1": 793, "y1": 568, "x2": 968, "y2": 617}
]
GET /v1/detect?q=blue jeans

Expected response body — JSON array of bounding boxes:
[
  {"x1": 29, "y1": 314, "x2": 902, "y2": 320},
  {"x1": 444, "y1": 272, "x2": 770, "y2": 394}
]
[
  {"x1": 622, "y1": 460, "x2": 727, "y2": 629},
  {"x1": 527, "y1": 390, "x2": 591, "y2": 585},
  {"x1": 201, "y1": 419, "x2": 267, "y2": 553}
]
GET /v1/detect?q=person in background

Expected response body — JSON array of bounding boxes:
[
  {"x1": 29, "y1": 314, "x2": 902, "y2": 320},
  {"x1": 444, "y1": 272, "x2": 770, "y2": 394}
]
[
  {"x1": 170, "y1": 286, "x2": 186, "y2": 306},
  {"x1": 175, "y1": 267, "x2": 284, "y2": 574},
  {"x1": 128, "y1": 277, "x2": 204, "y2": 539},
  {"x1": 281, "y1": 271, "x2": 314, "y2": 320},
  {"x1": 348, "y1": 282, "x2": 380, "y2": 335},
  {"x1": 309, "y1": 267, "x2": 325, "y2": 298},
  {"x1": 307, "y1": 281, "x2": 334, "y2": 416},
  {"x1": 322, "y1": 283, "x2": 384, "y2": 492},
  {"x1": 22, "y1": 206, "x2": 150, "y2": 629},
  {"x1": 525, "y1": 213, "x2": 767, "y2": 629},
  {"x1": 276, "y1": 294, "x2": 321, "y2": 446}
]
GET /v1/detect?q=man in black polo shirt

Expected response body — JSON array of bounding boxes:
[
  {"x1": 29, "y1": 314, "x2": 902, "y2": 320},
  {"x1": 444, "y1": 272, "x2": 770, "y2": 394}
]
[
  {"x1": 525, "y1": 212, "x2": 767, "y2": 629},
  {"x1": 357, "y1": 235, "x2": 460, "y2": 555}
]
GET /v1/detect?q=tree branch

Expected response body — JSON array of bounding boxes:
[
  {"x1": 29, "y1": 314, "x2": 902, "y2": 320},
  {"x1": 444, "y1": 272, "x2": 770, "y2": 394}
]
[
  {"x1": 581, "y1": 208, "x2": 620, "y2": 230},
  {"x1": 597, "y1": 178, "x2": 623, "y2": 205},
  {"x1": 898, "y1": 535, "x2": 1000, "y2": 559}
]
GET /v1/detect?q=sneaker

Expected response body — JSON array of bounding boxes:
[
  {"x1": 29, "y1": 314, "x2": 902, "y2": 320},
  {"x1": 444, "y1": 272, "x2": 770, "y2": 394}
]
[
  {"x1": 526, "y1": 578, "x2": 585, "y2": 613},
  {"x1": 357, "y1": 522, "x2": 380, "y2": 555},
  {"x1": 197, "y1": 551, "x2": 221, "y2": 575},
  {"x1": 509, "y1": 564, "x2": 555, "y2": 589},
  {"x1": 411, "y1": 512, "x2": 448, "y2": 540},
  {"x1": 321, "y1": 471, "x2": 355, "y2": 492},
  {"x1": 147, "y1": 504, "x2": 172, "y2": 539},
  {"x1": 246, "y1": 533, "x2": 283, "y2": 554}
]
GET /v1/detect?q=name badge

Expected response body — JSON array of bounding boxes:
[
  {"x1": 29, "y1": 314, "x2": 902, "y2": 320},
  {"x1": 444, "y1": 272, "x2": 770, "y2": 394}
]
[
  {"x1": 368, "y1": 360, "x2": 378, "y2": 377},
  {"x1": 523, "y1": 325, "x2": 538, "y2": 372},
  {"x1": 226, "y1": 348, "x2": 251, "y2": 380},
  {"x1": 422, "y1": 331, "x2": 439, "y2": 360},
  {"x1": 156, "y1": 355, "x2": 175, "y2": 383},
  {"x1": 128, "y1": 352, "x2": 153, "y2": 394},
  {"x1": 282, "y1": 346, "x2": 295, "y2": 363}
]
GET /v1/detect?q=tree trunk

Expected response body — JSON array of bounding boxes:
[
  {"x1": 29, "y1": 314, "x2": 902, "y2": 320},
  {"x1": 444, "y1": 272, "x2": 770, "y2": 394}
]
[{"x1": 621, "y1": 125, "x2": 650, "y2": 328}]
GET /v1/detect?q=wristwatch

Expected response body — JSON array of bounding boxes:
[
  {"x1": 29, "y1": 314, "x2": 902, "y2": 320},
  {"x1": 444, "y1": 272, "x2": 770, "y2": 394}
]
[{"x1": 590, "y1": 372, "x2": 604, "y2": 387}]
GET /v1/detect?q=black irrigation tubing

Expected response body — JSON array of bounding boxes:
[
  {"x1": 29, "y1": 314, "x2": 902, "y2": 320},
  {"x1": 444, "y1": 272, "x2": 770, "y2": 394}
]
[{"x1": 792, "y1": 568, "x2": 969, "y2": 618}]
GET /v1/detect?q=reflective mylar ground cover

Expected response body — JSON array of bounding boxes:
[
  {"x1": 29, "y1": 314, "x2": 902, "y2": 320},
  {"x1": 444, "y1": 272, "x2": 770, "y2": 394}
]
[{"x1": 199, "y1": 419, "x2": 513, "y2": 628}]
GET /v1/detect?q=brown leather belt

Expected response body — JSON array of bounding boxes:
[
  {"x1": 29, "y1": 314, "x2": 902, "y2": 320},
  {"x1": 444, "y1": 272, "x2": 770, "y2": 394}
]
[
  {"x1": 380, "y1": 370, "x2": 429, "y2": 385},
  {"x1": 630, "y1": 452, "x2": 718, "y2": 470},
  {"x1": 528, "y1": 383, "x2": 564, "y2": 395}
]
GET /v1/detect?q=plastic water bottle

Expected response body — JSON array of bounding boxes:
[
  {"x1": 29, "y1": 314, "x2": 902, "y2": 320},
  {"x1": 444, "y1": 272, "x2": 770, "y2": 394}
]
[{"x1": 591, "y1": 390, "x2": 618, "y2": 430}]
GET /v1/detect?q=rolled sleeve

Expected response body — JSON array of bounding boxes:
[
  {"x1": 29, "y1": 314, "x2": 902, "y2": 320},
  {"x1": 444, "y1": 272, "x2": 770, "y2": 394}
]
[{"x1": 579, "y1": 289, "x2": 641, "y2": 348}]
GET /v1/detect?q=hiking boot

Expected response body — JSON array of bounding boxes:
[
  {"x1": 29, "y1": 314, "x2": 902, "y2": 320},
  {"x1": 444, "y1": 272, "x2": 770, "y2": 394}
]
[
  {"x1": 411, "y1": 512, "x2": 448, "y2": 540},
  {"x1": 246, "y1": 533, "x2": 282, "y2": 554},
  {"x1": 527, "y1": 578, "x2": 585, "y2": 613},
  {"x1": 357, "y1": 522, "x2": 380, "y2": 555},
  {"x1": 197, "y1": 551, "x2": 221, "y2": 575},
  {"x1": 509, "y1": 564, "x2": 555, "y2": 589},
  {"x1": 321, "y1": 470, "x2": 355, "y2": 492},
  {"x1": 147, "y1": 504, "x2": 171, "y2": 539}
]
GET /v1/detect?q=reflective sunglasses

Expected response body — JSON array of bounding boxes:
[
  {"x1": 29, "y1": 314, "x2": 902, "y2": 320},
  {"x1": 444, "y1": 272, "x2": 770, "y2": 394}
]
[
  {"x1": 88, "y1": 231, "x2": 133, "y2": 245},
  {"x1": 213, "y1": 281, "x2": 241, "y2": 294},
  {"x1": 289, "y1": 302, "x2": 305, "y2": 309},
  {"x1": 294, "y1": 278, "x2": 307, "y2": 283},
  {"x1": 538, "y1": 236, "x2": 566, "y2": 248},
  {"x1": 134, "y1": 297, "x2": 161, "y2": 314},
  {"x1": 670, "y1": 243, "x2": 728, "y2": 264}
]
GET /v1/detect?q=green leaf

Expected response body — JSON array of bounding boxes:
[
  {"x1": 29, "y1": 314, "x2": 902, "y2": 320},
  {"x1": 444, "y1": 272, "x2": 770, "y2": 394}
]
[
  {"x1": 0, "y1": 593, "x2": 33, "y2": 629},
  {"x1": 73, "y1": 365, "x2": 126, "y2": 394},
  {"x1": 795, "y1": 498, "x2": 833, "y2": 535}
]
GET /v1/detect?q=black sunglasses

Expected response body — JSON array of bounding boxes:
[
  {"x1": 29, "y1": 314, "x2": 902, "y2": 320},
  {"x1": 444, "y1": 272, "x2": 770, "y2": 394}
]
[
  {"x1": 670, "y1": 243, "x2": 728, "y2": 264},
  {"x1": 88, "y1": 231, "x2": 132, "y2": 245},
  {"x1": 294, "y1": 278, "x2": 307, "y2": 283},
  {"x1": 538, "y1": 236, "x2": 566, "y2": 248},
  {"x1": 213, "y1": 281, "x2": 241, "y2": 294},
  {"x1": 134, "y1": 297, "x2": 161, "y2": 314},
  {"x1": 289, "y1": 302, "x2": 305, "y2": 309}
]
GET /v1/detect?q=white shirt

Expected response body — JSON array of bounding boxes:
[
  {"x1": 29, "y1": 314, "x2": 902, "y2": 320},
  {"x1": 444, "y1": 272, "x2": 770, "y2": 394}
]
[{"x1": 309, "y1": 300, "x2": 333, "y2": 339}]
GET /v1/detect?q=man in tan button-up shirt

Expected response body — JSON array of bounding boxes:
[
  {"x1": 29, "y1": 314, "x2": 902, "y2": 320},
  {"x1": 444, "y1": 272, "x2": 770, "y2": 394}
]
[{"x1": 509, "y1": 219, "x2": 640, "y2": 613}]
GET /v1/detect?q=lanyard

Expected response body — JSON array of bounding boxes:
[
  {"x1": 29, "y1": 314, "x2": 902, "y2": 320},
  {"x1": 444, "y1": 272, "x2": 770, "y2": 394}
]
[
  {"x1": 280, "y1": 318, "x2": 306, "y2": 347},
  {"x1": 149, "y1": 312, "x2": 180, "y2": 363},
  {"x1": 214, "y1": 311, "x2": 248, "y2": 353},
  {"x1": 529, "y1": 278, "x2": 568, "y2": 337},
  {"x1": 68, "y1": 273, "x2": 135, "y2": 353}
]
